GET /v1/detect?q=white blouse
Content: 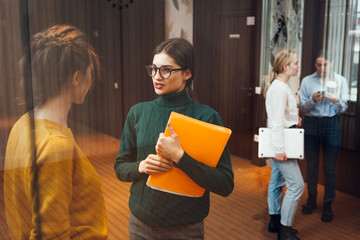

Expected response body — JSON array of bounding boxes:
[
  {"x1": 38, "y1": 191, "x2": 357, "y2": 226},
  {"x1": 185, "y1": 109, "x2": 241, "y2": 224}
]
[{"x1": 265, "y1": 79, "x2": 299, "y2": 154}]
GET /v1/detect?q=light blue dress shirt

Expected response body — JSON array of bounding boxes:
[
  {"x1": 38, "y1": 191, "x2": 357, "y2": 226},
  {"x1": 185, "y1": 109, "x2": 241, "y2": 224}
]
[{"x1": 299, "y1": 72, "x2": 348, "y2": 117}]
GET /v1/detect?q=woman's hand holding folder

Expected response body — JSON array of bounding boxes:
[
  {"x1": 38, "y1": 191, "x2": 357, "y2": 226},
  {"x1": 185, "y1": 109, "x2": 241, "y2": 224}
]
[
  {"x1": 139, "y1": 123, "x2": 184, "y2": 175},
  {"x1": 156, "y1": 123, "x2": 184, "y2": 164},
  {"x1": 138, "y1": 154, "x2": 173, "y2": 175}
]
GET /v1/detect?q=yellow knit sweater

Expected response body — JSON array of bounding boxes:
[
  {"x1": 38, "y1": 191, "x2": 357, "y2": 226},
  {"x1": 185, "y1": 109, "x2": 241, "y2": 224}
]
[{"x1": 4, "y1": 112, "x2": 108, "y2": 239}]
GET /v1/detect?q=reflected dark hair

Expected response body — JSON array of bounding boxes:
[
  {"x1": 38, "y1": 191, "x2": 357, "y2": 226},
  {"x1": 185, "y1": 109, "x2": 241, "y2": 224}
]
[
  {"x1": 153, "y1": 38, "x2": 197, "y2": 101},
  {"x1": 19, "y1": 24, "x2": 100, "y2": 111},
  {"x1": 315, "y1": 48, "x2": 333, "y2": 62}
]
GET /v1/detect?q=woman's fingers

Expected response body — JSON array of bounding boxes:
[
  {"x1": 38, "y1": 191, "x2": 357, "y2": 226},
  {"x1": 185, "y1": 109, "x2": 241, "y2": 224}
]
[
  {"x1": 155, "y1": 124, "x2": 184, "y2": 162},
  {"x1": 140, "y1": 154, "x2": 173, "y2": 174},
  {"x1": 274, "y1": 153, "x2": 287, "y2": 161}
]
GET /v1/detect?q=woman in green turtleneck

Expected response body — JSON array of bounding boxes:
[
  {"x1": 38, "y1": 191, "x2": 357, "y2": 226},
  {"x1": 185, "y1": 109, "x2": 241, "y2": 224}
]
[{"x1": 114, "y1": 38, "x2": 234, "y2": 239}]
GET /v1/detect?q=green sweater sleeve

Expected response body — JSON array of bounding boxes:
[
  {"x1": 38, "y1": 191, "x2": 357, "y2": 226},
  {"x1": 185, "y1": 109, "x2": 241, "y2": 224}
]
[{"x1": 114, "y1": 108, "x2": 145, "y2": 182}]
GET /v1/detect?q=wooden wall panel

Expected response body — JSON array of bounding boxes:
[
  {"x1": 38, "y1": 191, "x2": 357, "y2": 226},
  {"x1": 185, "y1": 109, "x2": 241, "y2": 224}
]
[
  {"x1": 194, "y1": 0, "x2": 262, "y2": 163},
  {"x1": 0, "y1": 2, "x2": 25, "y2": 238},
  {"x1": 9, "y1": 0, "x2": 165, "y2": 139},
  {"x1": 194, "y1": 0, "x2": 260, "y2": 107},
  {"x1": 121, "y1": 0, "x2": 164, "y2": 120},
  {"x1": 0, "y1": 0, "x2": 165, "y2": 159},
  {"x1": 0, "y1": 1, "x2": 20, "y2": 118},
  {"x1": 1, "y1": 0, "x2": 165, "y2": 168},
  {"x1": 18, "y1": 0, "x2": 123, "y2": 137},
  {"x1": 0, "y1": 0, "x2": 23, "y2": 169}
]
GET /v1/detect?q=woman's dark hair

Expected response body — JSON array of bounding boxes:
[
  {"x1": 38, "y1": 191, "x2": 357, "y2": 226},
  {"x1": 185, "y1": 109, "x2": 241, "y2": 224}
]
[
  {"x1": 19, "y1": 24, "x2": 100, "y2": 111},
  {"x1": 315, "y1": 48, "x2": 333, "y2": 62},
  {"x1": 153, "y1": 38, "x2": 197, "y2": 101}
]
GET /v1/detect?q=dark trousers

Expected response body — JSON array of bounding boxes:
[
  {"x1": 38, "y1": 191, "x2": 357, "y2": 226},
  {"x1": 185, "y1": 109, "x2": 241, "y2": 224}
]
[
  {"x1": 303, "y1": 115, "x2": 341, "y2": 202},
  {"x1": 129, "y1": 212, "x2": 204, "y2": 240}
]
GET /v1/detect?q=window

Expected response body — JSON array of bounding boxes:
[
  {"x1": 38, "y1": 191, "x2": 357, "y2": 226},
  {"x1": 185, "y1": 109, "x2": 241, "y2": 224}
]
[{"x1": 344, "y1": 1, "x2": 360, "y2": 102}]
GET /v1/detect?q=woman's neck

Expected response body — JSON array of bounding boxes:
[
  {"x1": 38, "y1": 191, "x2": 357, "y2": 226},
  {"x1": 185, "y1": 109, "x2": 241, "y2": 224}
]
[
  {"x1": 156, "y1": 89, "x2": 192, "y2": 108},
  {"x1": 34, "y1": 96, "x2": 72, "y2": 127},
  {"x1": 277, "y1": 73, "x2": 290, "y2": 83}
]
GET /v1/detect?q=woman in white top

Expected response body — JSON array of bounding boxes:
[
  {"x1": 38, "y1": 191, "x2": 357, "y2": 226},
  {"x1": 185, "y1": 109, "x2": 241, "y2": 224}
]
[{"x1": 263, "y1": 49, "x2": 304, "y2": 240}]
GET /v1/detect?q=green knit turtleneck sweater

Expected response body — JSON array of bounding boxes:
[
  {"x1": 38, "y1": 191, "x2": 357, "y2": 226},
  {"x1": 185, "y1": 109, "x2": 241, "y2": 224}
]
[{"x1": 114, "y1": 89, "x2": 234, "y2": 227}]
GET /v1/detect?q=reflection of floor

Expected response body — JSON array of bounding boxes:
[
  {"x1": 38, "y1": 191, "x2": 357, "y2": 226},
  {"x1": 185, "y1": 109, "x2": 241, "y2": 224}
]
[
  {"x1": 76, "y1": 127, "x2": 360, "y2": 240},
  {"x1": 208, "y1": 156, "x2": 360, "y2": 240},
  {"x1": 1, "y1": 125, "x2": 360, "y2": 239}
]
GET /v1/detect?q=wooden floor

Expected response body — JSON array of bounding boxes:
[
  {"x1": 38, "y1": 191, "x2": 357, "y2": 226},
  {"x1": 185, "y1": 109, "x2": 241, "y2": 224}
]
[{"x1": 1, "y1": 125, "x2": 360, "y2": 239}]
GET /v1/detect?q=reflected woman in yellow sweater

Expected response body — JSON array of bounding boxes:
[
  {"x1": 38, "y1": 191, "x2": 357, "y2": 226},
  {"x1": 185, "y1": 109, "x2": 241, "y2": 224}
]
[{"x1": 4, "y1": 25, "x2": 108, "y2": 239}]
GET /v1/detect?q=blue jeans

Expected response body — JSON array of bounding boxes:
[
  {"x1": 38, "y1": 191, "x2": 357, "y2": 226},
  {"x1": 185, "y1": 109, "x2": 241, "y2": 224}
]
[
  {"x1": 268, "y1": 159, "x2": 304, "y2": 226},
  {"x1": 303, "y1": 116, "x2": 341, "y2": 202}
]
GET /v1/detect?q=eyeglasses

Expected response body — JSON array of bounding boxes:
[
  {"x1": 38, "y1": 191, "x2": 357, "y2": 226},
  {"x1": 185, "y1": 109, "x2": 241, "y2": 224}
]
[
  {"x1": 145, "y1": 65, "x2": 185, "y2": 79},
  {"x1": 315, "y1": 63, "x2": 328, "y2": 68}
]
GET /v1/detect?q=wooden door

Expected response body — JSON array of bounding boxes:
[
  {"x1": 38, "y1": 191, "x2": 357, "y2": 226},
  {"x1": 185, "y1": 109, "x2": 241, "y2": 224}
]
[{"x1": 212, "y1": 11, "x2": 256, "y2": 160}]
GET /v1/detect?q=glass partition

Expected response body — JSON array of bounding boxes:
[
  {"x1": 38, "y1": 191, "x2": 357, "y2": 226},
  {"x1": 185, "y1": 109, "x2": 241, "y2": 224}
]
[
  {"x1": 321, "y1": 0, "x2": 360, "y2": 150},
  {"x1": 343, "y1": 0, "x2": 359, "y2": 102},
  {"x1": 259, "y1": 0, "x2": 304, "y2": 95}
]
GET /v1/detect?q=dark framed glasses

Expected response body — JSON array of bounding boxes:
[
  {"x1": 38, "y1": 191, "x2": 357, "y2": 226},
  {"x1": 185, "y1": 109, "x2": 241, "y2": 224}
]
[
  {"x1": 315, "y1": 63, "x2": 328, "y2": 68},
  {"x1": 145, "y1": 65, "x2": 185, "y2": 79}
]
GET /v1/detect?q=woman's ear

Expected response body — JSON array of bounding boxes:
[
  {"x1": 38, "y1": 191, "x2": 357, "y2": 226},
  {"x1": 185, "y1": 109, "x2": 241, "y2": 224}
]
[
  {"x1": 184, "y1": 69, "x2": 192, "y2": 81},
  {"x1": 71, "y1": 71, "x2": 81, "y2": 87},
  {"x1": 282, "y1": 64, "x2": 289, "y2": 72}
]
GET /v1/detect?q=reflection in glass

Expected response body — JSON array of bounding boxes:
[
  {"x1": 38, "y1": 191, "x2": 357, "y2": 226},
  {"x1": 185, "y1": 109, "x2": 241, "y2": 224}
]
[
  {"x1": 3, "y1": 25, "x2": 108, "y2": 239},
  {"x1": 259, "y1": 0, "x2": 304, "y2": 94},
  {"x1": 324, "y1": 0, "x2": 359, "y2": 102}
]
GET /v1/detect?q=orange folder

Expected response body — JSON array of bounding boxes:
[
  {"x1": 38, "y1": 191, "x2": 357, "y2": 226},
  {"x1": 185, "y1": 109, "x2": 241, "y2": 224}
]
[{"x1": 146, "y1": 111, "x2": 232, "y2": 197}]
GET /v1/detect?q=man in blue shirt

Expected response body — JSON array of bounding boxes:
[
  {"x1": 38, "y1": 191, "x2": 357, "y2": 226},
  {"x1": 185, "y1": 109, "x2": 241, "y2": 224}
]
[{"x1": 299, "y1": 49, "x2": 348, "y2": 223}]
